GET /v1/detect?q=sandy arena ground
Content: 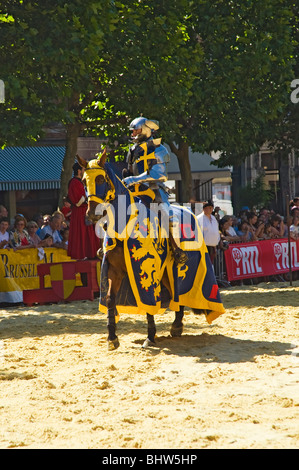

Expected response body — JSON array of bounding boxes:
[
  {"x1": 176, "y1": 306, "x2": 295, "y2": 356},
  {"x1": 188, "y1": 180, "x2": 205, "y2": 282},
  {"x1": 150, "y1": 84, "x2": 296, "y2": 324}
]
[{"x1": 0, "y1": 280, "x2": 298, "y2": 449}]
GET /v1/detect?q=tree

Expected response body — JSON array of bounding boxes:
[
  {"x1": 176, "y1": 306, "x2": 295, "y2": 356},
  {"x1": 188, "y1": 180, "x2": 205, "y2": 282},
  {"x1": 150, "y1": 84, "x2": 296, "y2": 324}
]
[
  {"x1": 263, "y1": 2, "x2": 299, "y2": 160},
  {"x1": 101, "y1": 0, "x2": 296, "y2": 202},
  {"x1": 0, "y1": 0, "x2": 195, "y2": 205},
  {"x1": 235, "y1": 174, "x2": 275, "y2": 212},
  {"x1": 164, "y1": 0, "x2": 295, "y2": 200},
  {"x1": 0, "y1": 1, "x2": 296, "y2": 205},
  {"x1": 0, "y1": 1, "x2": 116, "y2": 205}
]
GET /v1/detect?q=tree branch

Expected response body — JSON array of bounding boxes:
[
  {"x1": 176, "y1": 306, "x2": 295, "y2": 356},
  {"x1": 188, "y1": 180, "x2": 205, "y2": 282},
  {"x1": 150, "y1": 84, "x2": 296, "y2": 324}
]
[{"x1": 168, "y1": 142, "x2": 179, "y2": 156}]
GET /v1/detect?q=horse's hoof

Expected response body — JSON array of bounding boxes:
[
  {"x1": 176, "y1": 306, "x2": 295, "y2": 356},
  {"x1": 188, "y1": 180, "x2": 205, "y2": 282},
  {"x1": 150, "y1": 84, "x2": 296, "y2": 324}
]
[
  {"x1": 170, "y1": 324, "x2": 183, "y2": 337},
  {"x1": 108, "y1": 337, "x2": 120, "y2": 351},
  {"x1": 192, "y1": 308, "x2": 206, "y2": 315},
  {"x1": 142, "y1": 338, "x2": 156, "y2": 349}
]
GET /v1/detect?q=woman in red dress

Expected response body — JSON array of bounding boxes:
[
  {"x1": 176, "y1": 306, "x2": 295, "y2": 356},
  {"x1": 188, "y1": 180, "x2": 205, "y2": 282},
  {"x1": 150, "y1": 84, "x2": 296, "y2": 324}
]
[{"x1": 67, "y1": 162, "x2": 99, "y2": 259}]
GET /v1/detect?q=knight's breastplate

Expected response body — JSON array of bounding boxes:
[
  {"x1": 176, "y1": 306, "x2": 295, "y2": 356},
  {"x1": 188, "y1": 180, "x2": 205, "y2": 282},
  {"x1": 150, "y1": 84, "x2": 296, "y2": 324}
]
[{"x1": 130, "y1": 141, "x2": 156, "y2": 176}]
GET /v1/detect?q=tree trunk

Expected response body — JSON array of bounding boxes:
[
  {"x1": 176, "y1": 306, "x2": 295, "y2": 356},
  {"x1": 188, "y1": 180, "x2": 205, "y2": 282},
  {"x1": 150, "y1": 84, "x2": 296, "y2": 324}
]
[
  {"x1": 169, "y1": 141, "x2": 192, "y2": 203},
  {"x1": 58, "y1": 121, "x2": 82, "y2": 208}
]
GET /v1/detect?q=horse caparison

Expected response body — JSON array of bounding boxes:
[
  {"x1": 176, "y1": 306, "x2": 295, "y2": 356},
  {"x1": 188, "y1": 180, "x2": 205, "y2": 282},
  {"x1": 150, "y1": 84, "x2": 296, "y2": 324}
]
[{"x1": 77, "y1": 150, "x2": 208, "y2": 350}]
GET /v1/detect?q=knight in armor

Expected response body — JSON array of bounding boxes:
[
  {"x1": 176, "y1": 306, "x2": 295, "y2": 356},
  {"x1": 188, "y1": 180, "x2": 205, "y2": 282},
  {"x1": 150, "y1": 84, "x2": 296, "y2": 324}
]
[{"x1": 123, "y1": 116, "x2": 188, "y2": 264}]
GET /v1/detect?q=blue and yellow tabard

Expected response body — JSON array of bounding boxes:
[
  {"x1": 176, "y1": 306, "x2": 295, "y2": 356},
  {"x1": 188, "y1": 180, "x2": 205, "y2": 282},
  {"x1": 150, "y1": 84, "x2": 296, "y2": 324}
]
[{"x1": 95, "y1": 164, "x2": 225, "y2": 324}]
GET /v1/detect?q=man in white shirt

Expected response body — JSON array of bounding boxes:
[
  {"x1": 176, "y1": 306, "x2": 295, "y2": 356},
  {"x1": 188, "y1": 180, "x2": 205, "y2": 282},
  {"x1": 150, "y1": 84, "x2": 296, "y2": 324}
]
[
  {"x1": 197, "y1": 201, "x2": 220, "y2": 264},
  {"x1": 39, "y1": 213, "x2": 64, "y2": 248}
]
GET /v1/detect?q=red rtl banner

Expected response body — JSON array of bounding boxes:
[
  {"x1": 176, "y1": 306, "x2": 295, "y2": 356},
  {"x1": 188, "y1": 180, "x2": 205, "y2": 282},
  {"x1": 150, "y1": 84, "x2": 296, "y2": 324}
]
[{"x1": 224, "y1": 238, "x2": 299, "y2": 281}]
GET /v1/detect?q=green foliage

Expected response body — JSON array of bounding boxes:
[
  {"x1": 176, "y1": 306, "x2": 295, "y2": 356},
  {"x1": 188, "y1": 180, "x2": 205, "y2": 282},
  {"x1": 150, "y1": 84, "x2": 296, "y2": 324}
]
[
  {"x1": 173, "y1": 0, "x2": 296, "y2": 168},
  {"x1": 236, "y1": 174, "x2": 275, "y2": 212},
  {"x1": 0, "y1": 0, "x2": 297, "y2": 203}
]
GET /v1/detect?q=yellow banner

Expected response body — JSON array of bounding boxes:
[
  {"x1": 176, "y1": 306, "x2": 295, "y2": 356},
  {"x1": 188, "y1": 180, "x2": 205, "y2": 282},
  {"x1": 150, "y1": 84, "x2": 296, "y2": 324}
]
[{"x1": 0, "y1": 247, "x2": 73, "y2": 294}]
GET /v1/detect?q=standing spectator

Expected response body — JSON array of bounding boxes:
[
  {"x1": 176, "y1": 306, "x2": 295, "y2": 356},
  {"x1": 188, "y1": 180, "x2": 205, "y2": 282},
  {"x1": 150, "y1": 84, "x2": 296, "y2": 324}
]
[
  {"x1": 9, "y1": 215, "x2": 33, "y2": 250},
  {"x1": 236, "y1": 221, "x2": 252, "y2": 241},
  {"x1": 197, "y1": 200, "x2": 220, "y2": 264},
  {"x1": 60, "y1": 197, "x2": 72, "y2": 225},
  {"x1": 27, "y1": 220, "x2": 42, "y2": 246},
  {"x1": 32, "y1": 213, "x2": 44, "y2": 237},
  {"x1": 291, "y1": 205, "x2": 299, "y2": 219},
  {"x1": 42, "y1": 234, "x2": 54, "y2": 247},
  {"x1": 39, "y1": 213, "x2": 64, "y2": 248},
  {"x1": 290, "y1": 216, "x2": 299, "y2": 241},
  {"x1": 219, "y1": 217, "x2": 241, "y2": 243},
  {"x1": 42, "y1": 214, "x2": 51, "y2": 229},
  {"x1": 0, "y1": 204, "x2": 8, "y2": 218},
  {"x1": 257, "y1": 222, "x2": 274, "y2": 240},
  {"x1": 269, "y1": 214, "x2": 285, "y2": 238},
  {"x1": 27, "y1": 220, "x2": 56, "y2": 248},
  {"x1": 60, "y1": 227, "x2": 69, "y2": 250},
  {"x1": 212, "y1": 206, "x2": 221, "y2": 222},
  {"x1": 258, "y1": 208, "x2": 270, "y2": 223},
  {"x1": 67, "y1": 161, "x2": 99, "y2": 259},
  {"x1": 290, "y1": 197, "x2": 299, "y2": 212},
  {"x1": 0, "y1": 216, "x2": 10, "y2": 248},
  {"x1": 223, "y1": 215, "x2": 240, "y2": 238},
  {"x1": 246, "y1": 211, "x2": 264, "y2": 239}
]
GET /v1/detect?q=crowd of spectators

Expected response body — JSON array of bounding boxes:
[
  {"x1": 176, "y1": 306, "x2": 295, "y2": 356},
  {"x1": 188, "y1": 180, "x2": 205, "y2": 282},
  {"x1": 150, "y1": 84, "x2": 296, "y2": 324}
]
[
  {"x1": 195, "y1": 198, "x2": 299, "y2": 283},
  {"x1": 215, "y1": 199, "x2": 299, "y2": 248},
  {"x1": 0, "y1": 159, "x2": 100, "y2": 261},
  {"x1": 1, "y1": 197, "x2": 299, "y2": 255},
  {"x1": 0, "y1": 205, "x2": 70, "y2": 252}
]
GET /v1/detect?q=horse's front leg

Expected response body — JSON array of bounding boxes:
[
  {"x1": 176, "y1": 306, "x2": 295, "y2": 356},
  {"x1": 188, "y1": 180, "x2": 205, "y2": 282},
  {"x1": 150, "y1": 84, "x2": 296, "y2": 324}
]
[
  {"x1": 106, "y1": 274, "x2": 120, "y2": 350},
  {"x1": 107, "y1": 290, "x2": 120, "y2": 351},
  {"x1": 106, "y1": 250, "x2": 126, "y2": 350},
  {"x1": 142, "y1": 313, "x2": 157, "y2": 349},
  {"x1": 170, "y1": 305, "x2": 184, "y2": 337}
]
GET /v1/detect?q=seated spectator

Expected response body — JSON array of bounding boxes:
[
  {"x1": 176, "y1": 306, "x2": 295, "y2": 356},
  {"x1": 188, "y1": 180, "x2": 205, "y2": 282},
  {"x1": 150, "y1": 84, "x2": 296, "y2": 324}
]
[
  {"x1": 0, "y1": 216, "x2": 10, "y2": 248},
  {"x1": 39, "y1": 213, "x2": 64, "y2": 248},
  {"x1": 290, "y1": 216, "x2": 299, "y2": 241},
  {"x1": 9, "y1": 215, "x2": 34, "y2": 250},
  {"x1": 269, "y1": 214, "x2": 285, "y2": 238}
]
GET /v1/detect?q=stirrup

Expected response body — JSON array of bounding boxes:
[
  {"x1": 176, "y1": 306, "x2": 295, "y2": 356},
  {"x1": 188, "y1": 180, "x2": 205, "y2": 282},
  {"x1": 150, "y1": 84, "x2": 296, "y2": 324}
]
[{"x1": 173, "y1": 247, "x2": 188, "y2": 265}]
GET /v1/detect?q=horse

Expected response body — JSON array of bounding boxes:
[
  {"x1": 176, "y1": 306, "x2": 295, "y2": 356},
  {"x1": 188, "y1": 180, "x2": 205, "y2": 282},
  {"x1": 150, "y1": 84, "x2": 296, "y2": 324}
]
[{"x1": 77, "y1": 150, "x2": 225, "y2": 350}]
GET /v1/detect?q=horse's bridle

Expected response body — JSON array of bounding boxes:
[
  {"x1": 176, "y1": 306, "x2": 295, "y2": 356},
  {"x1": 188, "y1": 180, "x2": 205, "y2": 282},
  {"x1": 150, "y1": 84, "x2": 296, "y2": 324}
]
[{"x1": 83, "y1": 162, "x2": 115, "y2": 204}]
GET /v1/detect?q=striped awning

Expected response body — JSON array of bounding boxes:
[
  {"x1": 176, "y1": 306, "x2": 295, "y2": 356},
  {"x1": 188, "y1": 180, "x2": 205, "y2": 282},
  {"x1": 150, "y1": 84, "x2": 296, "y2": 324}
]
[{"x1": 0, "y1": 146, "x2": 65, "y2": 191}]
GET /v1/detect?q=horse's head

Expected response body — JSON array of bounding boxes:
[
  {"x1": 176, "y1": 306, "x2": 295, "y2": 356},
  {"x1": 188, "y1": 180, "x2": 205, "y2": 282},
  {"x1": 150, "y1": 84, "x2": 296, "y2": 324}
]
[{"x1": 77, "y1": 148, "x2": 114, "y2": 223}]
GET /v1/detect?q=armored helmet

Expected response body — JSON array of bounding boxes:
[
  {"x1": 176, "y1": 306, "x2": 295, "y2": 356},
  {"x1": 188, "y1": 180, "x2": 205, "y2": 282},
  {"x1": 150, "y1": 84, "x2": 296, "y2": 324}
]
[{"x1": 129, "y1": 117, "x2": 159, "y2": 142}]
